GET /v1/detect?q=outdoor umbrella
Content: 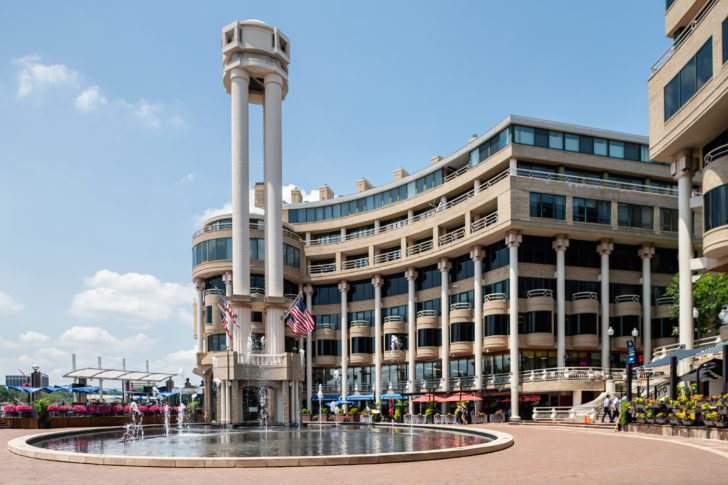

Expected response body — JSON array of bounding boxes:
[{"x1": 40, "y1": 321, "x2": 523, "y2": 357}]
[
  {"x1": 388, "y1": 396, "x2": 393, "y2": 418},
  {"x1": 410, "y1": 393, "x2": 446, "y2": 403}
]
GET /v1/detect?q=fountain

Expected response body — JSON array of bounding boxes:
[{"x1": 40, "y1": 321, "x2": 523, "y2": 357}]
[
  {"x1": 163, "y1": 404, "x2": 171, "y2": 436},
  {"x1": 121, "y1": 402, "x2": 143, "y2": 442},
  {"x1": 177, "y1": 402, "x2": 187, "y2": 431},
  {"x1": 317, "y1": 384, "x2": 324, "y2": 426},
  {"x1": 257, "y1": 386, "x2": 269, "y2": 430}
]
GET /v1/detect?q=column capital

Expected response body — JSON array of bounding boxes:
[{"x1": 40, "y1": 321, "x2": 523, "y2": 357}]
[
  {"x1": 438, "y1": 258, "x2": 451, "y2": 273},
  {"x1": 405, "y1": 267, "x2": 418, "y2": 281},
  {"x1": 470, "y1": 245, "x2": 484, "y2": 262},
  {"x1": 670, "y1": 149, "x2": 698, "y2": 180},
  {"x1": 597, "y1": 239, "x2": 613, "y2": 256},
  {"x1": 194, "y1": 279, "x2": 205, "y2": 292},
  {"x1": 338, "y1": 280, "x2": 350, "y2": 294},
  {"x1": 638, "y1": 243, "x2": 655, "y2": 259},
  {"x1": 303, "y1": 284, "x2": 314, "y2": 296},
  {"x1": 222, "y1": 272, "x2": 233, "y2": 284},
  {"x1": 505, "y1": 231, "x2": 522, "y2": 248},
  {"x1": 372, "y1": 274, "x2": 383, "y2": 288},
  {"x1": 552, "y1": 235, "x2": 569, "y2": 252},
  {"x1": 264, "y1": 72, "x2": 283, "y2": 87},
  {"x1": 229, "y1": 67, "x2": 250, "y2": 82}
]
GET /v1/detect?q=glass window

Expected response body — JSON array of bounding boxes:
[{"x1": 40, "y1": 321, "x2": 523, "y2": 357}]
[
  {"x1": 564, "y1": 134, "x2": 579, "y2": 152},
  {"x1": 450, "y1": 321, "x2": 474, "y2": 343},
  {"x1": 515, "y1": 126, "x2": 534, "y2": 145},
  {"x1": 573, "y1": 197, "x2": 610, "y2": 224},
  {"x1": 579, "y1": 135, "x2": 594, "y2": 154},
  {"x1": 594, "y1": 138, "x2": 608, "y2": 156},
  {"x1": 548, "y1": 131, "x2": 563, "y2": 150},
  {"x1": 609, "y1": 140, "x2": 625, "y2": 158},
  {"x1": 485, "y1": 314, "x2": 508, "y2": 336},
  {"x1": 680, "y1": 55, "x2": 697, "y2": 105},
  {"x1": 618, "y1": 203, "x2": 653, "y2": 229},
  {"x1": 207, "y1": 334, "x2": 226, "y2": 352},
  {"x1": 704, "y1": 183, "x2": 728, "y2": 231},
  {"x1": 660, "y1": 208, "x2": 679, "y2": 232},
  {"x1": 724, "y1": 17, "x2": 728, "y2": 64},
  {"x1": 697, "y1": 38, "x2": 713, "y2": 90},
  {"x1": 665, "y1": 38, "x2": 713, "y2": 121},
  {"x1": 530, "y1": 192, "x2": 566, "y2": 220},
  {"x1": 534, "y1": 128, "x2": 549, "y2": 147}
]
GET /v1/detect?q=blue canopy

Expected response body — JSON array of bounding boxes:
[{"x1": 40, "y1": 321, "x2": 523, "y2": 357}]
[
  {"x1": 312, "y1": 394, "x2": 338, "y2": 401},
  {"x1": 646, "y1": 348, "x2": 701, "y2": 368},
  {"x1": 381, "y1": 393, "x2": 403, "y2": 399},
  {"x1": 69, "y1": 387, "x2": 102, "y2": 393},
  {"x1": 160, "y1": 392, "x2": 179, "y2": 397},
  {"x1": 347, "y1": 394, "x2": 374, "y2": 401},
  {"x1": 6, "y1": 386, "x2": 45, "y2": 393},
  {"x1": 328, "y1": 399, "x2": 355, "y2": 407}
]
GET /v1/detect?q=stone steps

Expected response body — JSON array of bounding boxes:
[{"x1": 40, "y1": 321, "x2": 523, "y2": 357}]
[{"x1": 514, "y1": 421, "x2": 616, "y2": 430}]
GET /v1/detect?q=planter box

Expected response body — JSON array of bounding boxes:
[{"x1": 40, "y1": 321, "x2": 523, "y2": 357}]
[
  {"x1": 2, "y1": 417, "x2": 39, "y2": 429},
  {"x1": 349, "y1": 414, "x2": 360, "y2": 423},
  {"x1": 48, "y1": 415, "x2": 175, "y2": 428},
  {"x1": 300, "y1": 414, "x2": 311, "y2": 423},
  {"x1": 334, "y1": 414, "x2": 345, "y2": 423}
]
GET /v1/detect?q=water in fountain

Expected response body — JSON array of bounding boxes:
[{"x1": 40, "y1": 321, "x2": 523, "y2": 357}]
[
  {"x1": 297, "y1": 349, "x2": 305, "y2": 427},
  {"x1": 317, "y1": 384, "x2": 324, "y2": 428},
  {"x1": 365, "y1": 405, "x2": 372, "y2": 429},
  {"x1": 257, "y1": 386, "x2": 268, "y2": 430},
  {"x1": 390, "y1": 334, "x2": 403, "y2": 351},
  {"x1": 163, "y1": 404, "x2": 170, "y2": 436},
  {"x1": 122, "y1": 402, "x2": 144, "y2": 442},
  {"x1": 246, "y1": 332, "x2": 255, "y2": 363},
  {"x1": 177, "y1": 402, "x2": 186, "y2": 432}
]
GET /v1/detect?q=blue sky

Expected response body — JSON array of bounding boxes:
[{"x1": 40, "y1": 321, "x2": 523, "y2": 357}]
[{"x1": 0, "y1": 1, "x2": 670, "y2": 385}]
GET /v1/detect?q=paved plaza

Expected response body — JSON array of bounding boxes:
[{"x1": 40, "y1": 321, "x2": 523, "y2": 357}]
[{"x1": 2, "y1": 424, "x2": 726, "y2": 484}]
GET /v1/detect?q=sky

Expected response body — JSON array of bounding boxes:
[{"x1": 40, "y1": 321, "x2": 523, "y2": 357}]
[{"x1": 0, "y1": 1, "x2": 671, "y2": 386}]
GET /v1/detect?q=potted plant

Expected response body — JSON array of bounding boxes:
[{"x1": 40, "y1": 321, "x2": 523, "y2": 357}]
[
  {"x1": 655, "y1": 412, "x2": 666, "y2": 425},
  {"x1": 300, "y1": 408, "x2": 311, "y2": 422},
  {"x1": 348, "y1": 407, "x2": 360, "y2": 423},
  {"x1": 394, "y1": 408, "x2": 401, "y2": 422},
  {"x1": 646, "y1": 412, "x2": 655, "y2": 424},
  {"x1": 425, "y1": 408, "x2": 434, "y2": 424},
  {"x1": 635, "y1": 412, "x2": 645, "y2": 424},
  {"x1": 703, "y1": 411, "x2": 718, "y2": 427}
]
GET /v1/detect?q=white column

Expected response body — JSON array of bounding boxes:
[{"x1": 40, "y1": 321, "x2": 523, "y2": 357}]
[
  {"x1": 195, "y1": 279, "x2": 205, "y2": 353},
  {"x1": 226, "y1": 382, "x2": 232, "y2": 423},
  {"x1": 677, "y1": 171, "x2": 694, "y2": 349},
  {"x1": 304, "y1": 285, "x2": 314, "y2": 411},
  {"x1": 598, "y1": 240, "x2": 613, "y2": 371},
  {"x1": 223, "y1": 272, "x2": 233, "y2": 297},
  {"x1": 374, "y1": 220, "x2": 380, "y2": 234},
  {"x1": 339, "y1": 281, "x2": 349, "y2": 401},
  {"x1": 405, "y1": 268, "x2": 417, "y2": 416},
  {"x1": 229, "y1": 68, "x2": 250, "y2": 297},
  {"x1": 506, "y1": 231, "x2": 521, "y2": 421},
  {"x1": 407, "y1": 209, "x2": 414, "y2": 224},
  {"x1": 474, "y1": 179, "x2": 481, "y2": 194},
  {"x1": 372, "y1": 275, "x2": 383, "y2": 403},
  {"x1": 639, "y1": 244, "x2": 655, "y2": 364},
  {"x1": 264, "y1": 73, "x2": 284, "y2": 354},
  {"x1": 438, "y1": 258, "x2": 451, "y2": 391},
  {"x1": 340, "y1": 228, "x2": 346, "y2": 241},
  {"x1": 220, "y1": 382, "x2": 227, "y2": 424},
  {"x1": 553, "y1": 236, "x2": 569, "y2": 368},
  {"x1": 471, "y1": 247, "x2": 484, "y2": 391}
]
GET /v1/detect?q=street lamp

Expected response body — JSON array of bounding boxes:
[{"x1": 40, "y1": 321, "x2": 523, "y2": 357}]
[
  {"x1": 607, "y1": 326, "x2": 615, "y2": 378},
  {"x1": 626, "y1": 327, "x2": 639, "y2": 402}
]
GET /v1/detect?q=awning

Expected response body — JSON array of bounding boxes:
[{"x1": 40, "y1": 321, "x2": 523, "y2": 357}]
[
  {"x1": 348, "y1": 394, "x2": 374, "y2": 401},
  {"x1": 63, "y1": 368, "x2": 176, "y2": 382},
  {"x1": 312, "y1": 394, "x2": 338, "y2": 401},
  {"x1": 646, "y1": 348, "x2": 702, "y2": 367},
  {"x1": 679, "y1": 359, "x2": 723, "y2": 382},
  {"x1": 381, "y1": 393, "x2": 403, "y2": 400},
  {"x1": 410, "y1": 393, "x2": 446, "y2": 403},
  {"x1": 442, "y1": 393, "x2": 483, "y2": 402},
  {"x1": 328, "y1": 400, "x2": 355, "y2": 407}
]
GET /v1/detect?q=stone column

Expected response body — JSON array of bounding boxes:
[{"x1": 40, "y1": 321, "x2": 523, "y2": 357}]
[
  {"x1": 553, "y1": 236, "x2": 569, "y2": 368},
  {"x1": 405, "y1": 267, "x2": 417, "y2": 416},
  {"x1": 639, "y1": 244, "x2": 655, "y2": 365},
  {"x1": 506, "y1": 231, "x2": 521, "y2": 421},
  {"x1": 598, "y1": 239, "x2": 614, "y2": 371},
  {"x1": 229, "y1": 68, "x2": 250, "y2": 298},
  {"x1": 223, "y1": 272, "x2": 233, "y2": 297},
  {"x1": 339, "y1": 280, "x2": 350, "y2": 401},
  {"x1": 438, "y1": 258, "x2": 451, "y2": 392},
  {"x1": 471, "y1": 247, "x2": 484, "y2": 391},
  {"x1": 203, "y1": 374, "x2": 212, "y2": 422},
  {"x1": 672, "y1": 155, "x2": 694, "y2": 350},
  {"x1": 264, "y1": 73, "x2": 284, "y2": 355},
  {"x1": 372, "y1": 275, "x2": 383, "y2": 403},
  {"x1": 304, "y1": 285, "x2": 314, "y2": 410},
  {"x1": 194, "y1": 279, "x2": 205, "y2": 353}
]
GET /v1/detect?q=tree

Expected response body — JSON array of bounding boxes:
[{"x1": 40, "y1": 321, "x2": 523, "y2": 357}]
[{"x1": 664, "y1": 272, "x2": 728, "y2": 337}]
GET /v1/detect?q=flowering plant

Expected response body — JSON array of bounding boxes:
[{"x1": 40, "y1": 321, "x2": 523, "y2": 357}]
[
  {"x1": 47, "y1": 404, "x2": 59, "y2": 413},
  {"x1": 138, "y1": 405, "x2": 149, "y2": 414},
  {"x1": 113, "y1": 405, "x2": 124, "y2": 414},
  {"x1": 97, "y1": 406, "x2": 112, "y2": 415},
  {"x1": 59, "y1": 405, "x2": 71, "y2": 413},
  {"x1": 148, "y1": 405, "x2": 161, "y2": 414},
  {"x1": 3, "y1": 404, "x2": 17, "y2": 414},
  {"x1": 72, "y1": 404, "x2": 87, "y2": 414},
  {"x1": 16, "y1": 404, "x2": 32, "y2": 415}
]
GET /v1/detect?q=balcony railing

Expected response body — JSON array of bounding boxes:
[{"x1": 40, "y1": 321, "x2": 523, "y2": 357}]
[
  {"x1": 308, "y1": 235, "x2": 342, "y2": 246},
  {"x1": 444, "y1": 164, "x2": 469, "y2": 183},
  {"x1": 656, "y1": 296, "x2": 675, "y2": 306},
  {"x1": 615, "y1": 294, "x2": 640, "y2": 303},
  {"x1": 239, "y1": 353, "x2": 287, "y2": 366},
  {"x1": 438, "y1": 227, "x2": 465, "y2": 246},
  {"x1": 345, "y1": 228, "x2": 376, "y2": 241},
  {"x1": 374, "y1": 249, "x2": 401, "y2": 265},
  {"x1": 511, "y1": 168, "x2": 679, "y2": 197},
  {"x1": 572, "y1": 292, "x2": 598, "y2": 301},
  {"x1": 193, "y1": 220, "x2": 302, "y2": 242},
  {"x1": 471, "y1": 211, "x2": 498, "y2": 233},
  {"x1": 341, "y1": 257, "x2": 369, "y2": 270},
  {"x1": 250, "y1": 287, "x2": 265, "y2": 296},
  {"x1": 483, "y1": 293, "x2": 506, "y2": 302},
  {"x1": 450, "y1": 302, "x2": 472, "y2": 311},
  {"x1": 704, "y1": 143, "x2": 728, "y2": 165},
  {"x1": 284, "y1": 293, "x2": 299, "y2": 301},
  {"x1": 205, "y1": 288, "x2": 224, "y2": 297},
  {"x1": 417, "y1": 310, "x2": 438, "y2": 318},
  {"x1": 308, "y1": 262, "x2": 336, "y2": 275},
  {"x1": 407, "y1": 239, "x2": 433, "y2": 257},
  {"x1": 350, "y1": 320, "x2": 370, "y2": 328},
  {"x1": 650, "y1": 0, "x2": 718, "y2": 76},
  {"x1": 527, "y1": 289, "x2": 553, "y2": 298},
  {"x1": 314, "y1": 322, "x2": 335, "y2": 331},
  {"x1": 383, "y1": 315, "x2": 405, "y2": 323}
]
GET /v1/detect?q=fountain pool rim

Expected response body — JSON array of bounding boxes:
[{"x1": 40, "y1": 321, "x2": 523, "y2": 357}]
[{"x1": 8, "y1": 424, "x2": 514, "y2": 468}]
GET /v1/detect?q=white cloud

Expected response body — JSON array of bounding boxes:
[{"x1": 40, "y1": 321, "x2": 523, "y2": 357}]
[
  {"x1": 282, "y1": 184, "x2": 319, "y2": 203},
  {"x1": 18, "y1": 331, "x2": 50, "y2": 344},
  {"x1": 13, "y1": 55, "x2": 79, "y2": 98},
  {"x1": 58, "y1": 326, "x2": 155, "y2": 352},
  {"x1": 70, "y1": 269, "x2": 194, "y2": 324},
  {"x1": 119, "y1": 98, "x2": 182, "y2": 128},
  {"x1": 0, "y1": 291, "x2": 24, "y2": 312},
  {"x1": 181, "y1": 172, "x2": 196, "y2": 184},
  {"x1": 193, "y1": 201, "x2": 232, "y2": 227},
  {"x1": 74, "y1": 85, "x2": 107, "y2": 111},
  {"x1": 0, "y1": 337, "x2": 18, "y2": 350}
]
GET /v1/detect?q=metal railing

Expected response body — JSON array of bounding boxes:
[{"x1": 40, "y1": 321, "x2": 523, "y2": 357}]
[
  {"x1": 239, "y1": 353, "x2": 286, "y2": 366},
  {"x1": 308, "y1": 235, "x2": 342, "y2": 246},
  {"x1": 444, "y1": 165, "x2": 470, "y2": 182},
  {"x1": 615, "y1": 294, "x2": 640, "y2": 303},
  {"x1": 417, "y1": 310, "x2": 438, "y2": 318},
  {"x1": 450, "y1": 302, "x2": 472, "y2": 311},
  {"x1": 350, "y1": 320, "x2": 370, "y2": 328},
  {"x1": 204, "y1": 288, "x2": 224, "y2": 297},
  {"x1": 345, "y1": 228, "x2": 376, "y2": 241},
  {"x1": 284, "y1": 293, "x2": 299, "y2": 301},
  {"x1": 193, "y1": 220, "x2": 302, "y2": 242},
  {"x1": 438, "y1": 227, "x2": 465, "y2": 246},
  {"x1": 527, "y1": 289, "x2": 553, "y2": 298},
  {"x1": 407, "y1": 239, "x2": 433, "y2": 257},
  {"x1": 250, "y1": 287, "x2": 265, "y2": 296},
  {"x1": 572, "y1": 292, "x2": 598, "y2": 301},
  {"x1": 650, "y1": 0, "x2": 718, "y2": 76},
  {"x1": 383, "y1": 315, "x2": 405, "y2": 323},
  {"x1": 314, "y1": 322, "x2": 335, "y2": 331},
  {"x1": 656, "y1": 296, "x2": 675, "y2": 306},
  {"x1": 704, "y1": 143, "x2": 728, "y2": 165},
  {"x1": 471, "y1": 211, "x2": 498, "y2": 233},
  {"x1": 341, "y1": 257, "x2": 369, "y2": 270},
  {"x1": 374, "y1": 249, "x2": 401, "y2": 265},
  {"x1": 511, "y1": 168, "x2": 678, "y2": 197},
  {"x1": 484, "y1": 293, "x2": 506, "y2": 302},
  {"x1": 523, "y1": 367, "x2": 606, "y2": 382},
  {"x1": 308, "y1": 262, "x2": 336, "y2": 275}
]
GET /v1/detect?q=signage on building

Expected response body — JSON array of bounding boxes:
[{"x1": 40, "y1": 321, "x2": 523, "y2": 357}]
[{"x1": 627, "y1": 340, "x2": 636, "y2": 365}]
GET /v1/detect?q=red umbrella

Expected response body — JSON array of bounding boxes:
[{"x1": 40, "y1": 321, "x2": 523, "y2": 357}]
[
  {"x1": 388, "y1": 396, "x2": 394, "y2": 418},
  {"x1": 443, "y1": 393, "x2": 483, "y2": 402},
  {"x1": 411, "y1": 393, "x2": 446, "y2": 403}
]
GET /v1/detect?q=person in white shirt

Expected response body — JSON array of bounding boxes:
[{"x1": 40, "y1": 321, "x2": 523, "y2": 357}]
[{"x1": 601, "y1": 396, "x2": 611, "y2": 422}]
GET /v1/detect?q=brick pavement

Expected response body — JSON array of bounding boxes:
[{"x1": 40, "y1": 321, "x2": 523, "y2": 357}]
[{"x1": 1, "y1": 424, "x2": 726, "y2": 485}]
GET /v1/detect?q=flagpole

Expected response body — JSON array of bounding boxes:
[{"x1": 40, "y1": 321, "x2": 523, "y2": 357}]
[{"x1": 281, "y1": 291, "x2": 303, "y2": 321}]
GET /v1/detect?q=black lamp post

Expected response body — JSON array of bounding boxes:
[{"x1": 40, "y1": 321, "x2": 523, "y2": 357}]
[
  {"x1": 607, "y1": 326, "x2": 615, "y2": 378},
  {"x1": 626, "y1": 327, "x2": 638, "y2": 402}
]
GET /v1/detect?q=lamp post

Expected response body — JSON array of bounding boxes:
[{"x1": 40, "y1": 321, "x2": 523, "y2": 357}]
[{"x1": 607, "y1": 326, "x2": 615, "y2": 378}]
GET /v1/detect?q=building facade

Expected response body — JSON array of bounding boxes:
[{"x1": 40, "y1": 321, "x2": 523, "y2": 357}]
[
  {"x1": 194, "y1": 113, "x2": 696, "y2": 421},
  {"x1": 5, "y1": 374, "x2": 49, "y2": 387}
]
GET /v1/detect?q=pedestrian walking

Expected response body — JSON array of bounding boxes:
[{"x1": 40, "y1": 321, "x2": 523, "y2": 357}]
[{"x1": 601, "y1": 395, "x2": 611, "y2": 422}]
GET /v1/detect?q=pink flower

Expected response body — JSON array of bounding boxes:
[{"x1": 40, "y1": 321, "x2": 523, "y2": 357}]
[
  {"x1": 16, "y1": 404, "x2": 32, "y2": 414},
  {"x1": 3, "y1": 404, "x2": 17, "y2": 414},
  {"x1": 148, "y1": 405, "x2": 160, "y2": 414},
  {"x1": 138, "y1": 405, "x2": 149, "y2": 413},
  {"x1": 72, "y1": 404, "x2": 87, "y2": 414},
  {"x1": 48, "y1": 404, "x2": 59, "y2": 413},
  {"x1": 113, "y1": 405, "x2": 124, "y2": 414}
]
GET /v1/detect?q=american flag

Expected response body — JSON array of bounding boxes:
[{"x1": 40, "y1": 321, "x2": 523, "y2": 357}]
[
  {"x1": 219, "y1": 294, "x2": 239, "y2": 328},
  {"x1": 218, "y1": 306, "x2": 233, "y2": 341},
  {"x1": 287, "y1": 295, "x2": 315, "y2": 337}
]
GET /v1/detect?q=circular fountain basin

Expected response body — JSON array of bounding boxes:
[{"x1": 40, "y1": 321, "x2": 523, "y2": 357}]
[{"x1": 9, "y1": 424, "x2": 513, "y2": 467}]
